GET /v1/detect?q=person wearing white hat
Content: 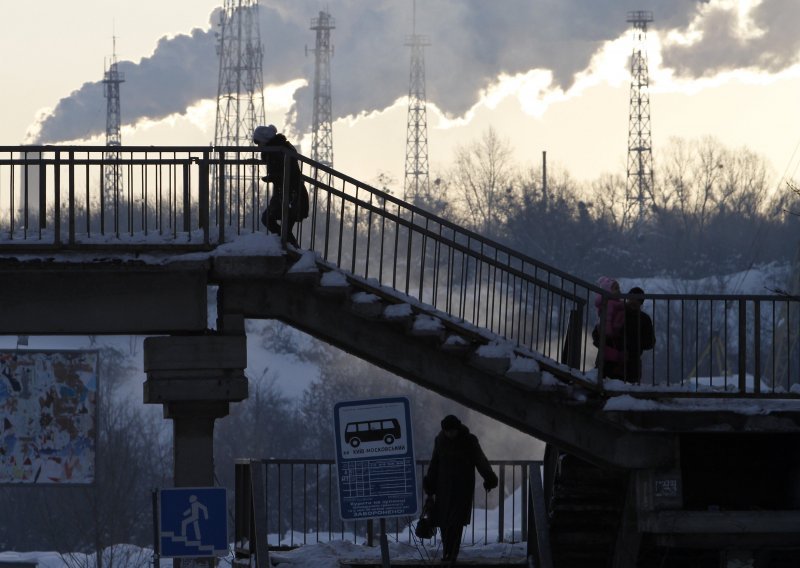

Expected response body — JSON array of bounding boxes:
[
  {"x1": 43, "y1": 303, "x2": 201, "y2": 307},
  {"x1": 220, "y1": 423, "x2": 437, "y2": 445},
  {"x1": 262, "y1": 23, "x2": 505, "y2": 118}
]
[{"x1": 253, "y1": 125, "x2": 309, "y2": 246}]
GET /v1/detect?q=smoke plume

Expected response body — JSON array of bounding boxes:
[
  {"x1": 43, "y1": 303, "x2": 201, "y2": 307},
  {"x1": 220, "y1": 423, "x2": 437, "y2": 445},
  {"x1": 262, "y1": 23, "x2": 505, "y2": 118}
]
[{"x1": 34, "y1": 0, "x2": 796, "y2": 144}]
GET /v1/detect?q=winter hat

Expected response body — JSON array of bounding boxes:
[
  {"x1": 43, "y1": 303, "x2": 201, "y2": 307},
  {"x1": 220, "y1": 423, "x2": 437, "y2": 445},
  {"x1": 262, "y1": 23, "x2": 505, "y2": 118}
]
[
  {"x1": 441, "y1": 415, "x2": 461, "y2": 431},
  {"x1": 253, "y1": 124, "x2": 277, "y2": 144}
]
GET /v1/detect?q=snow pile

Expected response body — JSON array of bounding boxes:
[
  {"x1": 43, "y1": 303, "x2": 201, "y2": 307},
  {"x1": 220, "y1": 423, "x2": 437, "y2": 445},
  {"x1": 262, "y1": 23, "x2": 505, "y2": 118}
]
[
  {"x1": 413, "y1": 314, "x2": 444, "y2": 332},
  {"x1": 604, "y1": 394, "x2": 800, "y2": 415},
  {"x1": 508, "y1": 356, "x2": 540, "y2": 374},
  {"x1": 288, "y1": 250, "x2": 319, "y2": 273},
  {"x1": 209, "y1": 232, "x2": 283, "y2": 257},
  {"x1": 384, "y1": 303, "x2": 413, "y2": 319},
  {"x1": 476, "y1": 341, "x2": 516, "y2": 359},
  {"x1": 352, "y1": 292, "x2": 380, "y2": 304},
  {"x1": 320, "y1": 270, "x2": 349, "y2": 287}
]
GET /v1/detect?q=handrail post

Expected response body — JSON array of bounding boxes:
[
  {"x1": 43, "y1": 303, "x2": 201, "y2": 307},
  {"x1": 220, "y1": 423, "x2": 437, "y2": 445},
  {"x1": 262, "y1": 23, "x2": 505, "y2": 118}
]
[
  {"x1": 754, "y1": 301, "x2": 761, "y2": 394},
  {"x1": 53, "y1": 151, "x2": 61, "y2": 244},
  {"x1": 198, "y1": 151, "x2": 210, "y2": 245},
  {"x1": 738, "y1": 299, "x2": 747, "y2": 393},
  {"x1": 68, "y1": 151, "x2": 75, "y2": 245},
  {"x1": 39, "y1": 157, "x2": 47, "y2": 234},
  {"x1": 527, "y1": 464, "x2": 553, "y2": 568},
  {"x1": 498, "y1": 464, "x2": 505, "y2": 542},
  {"x1": 218, "y1": 151, "x2": 226, "y2": 244},
  {"x1": 280, "y1": 148, "x2": 291, "y2": 248},
  {"x1": 561, "y1": 304, "x2": 584, "y2": 369},
  {"x1": 597, "y1": 297, "x2": 608, "y2": 385}
]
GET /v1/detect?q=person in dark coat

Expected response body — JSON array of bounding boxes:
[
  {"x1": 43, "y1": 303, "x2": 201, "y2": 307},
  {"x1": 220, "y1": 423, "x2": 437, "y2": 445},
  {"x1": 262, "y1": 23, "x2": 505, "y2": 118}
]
[
  {"x1": 253, "y1": 124, "x2": 309, "y2": 247},
  {"x1": 616, "y1": 286, "x2": 656, "y2": 383},
  {"x1": 423, "y1": 415, "x2": 498, "y2": 564}
]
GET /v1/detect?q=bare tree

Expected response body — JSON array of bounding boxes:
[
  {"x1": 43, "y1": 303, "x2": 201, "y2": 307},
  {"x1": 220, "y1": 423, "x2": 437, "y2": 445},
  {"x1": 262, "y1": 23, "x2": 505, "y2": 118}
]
[{"x1": 449, "y1": 127, "x2": 517, "y2": 238}]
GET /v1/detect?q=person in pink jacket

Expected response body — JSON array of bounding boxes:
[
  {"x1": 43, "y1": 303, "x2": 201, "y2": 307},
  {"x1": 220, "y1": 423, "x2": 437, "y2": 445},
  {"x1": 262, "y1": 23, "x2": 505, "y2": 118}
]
[{"x1": 593, "y1": 276, "x2": 625, "y2": 378}]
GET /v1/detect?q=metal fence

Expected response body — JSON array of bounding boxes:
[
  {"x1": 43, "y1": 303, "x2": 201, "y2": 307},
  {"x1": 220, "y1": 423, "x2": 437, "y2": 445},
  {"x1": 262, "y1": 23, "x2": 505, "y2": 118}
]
[
  {"x1": 1, "y1": 145, "x2": 799, "y2": 395},
  {"x1": 234, "y1": 458, "x2": 537, "y2": 551}
]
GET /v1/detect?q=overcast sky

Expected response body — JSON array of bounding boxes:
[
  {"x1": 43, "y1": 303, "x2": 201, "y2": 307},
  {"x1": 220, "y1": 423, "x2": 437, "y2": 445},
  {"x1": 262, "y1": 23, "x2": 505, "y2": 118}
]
[{"x1": 4, "y1": 0, "x2": 800, "y2": 190}]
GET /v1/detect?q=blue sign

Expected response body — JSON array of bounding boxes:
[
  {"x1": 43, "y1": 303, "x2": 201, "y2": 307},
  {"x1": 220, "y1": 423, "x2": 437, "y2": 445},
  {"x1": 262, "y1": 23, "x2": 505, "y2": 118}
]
[
  {"x1": 334, "y1": 397, "x2": 417, "y2": 520},
  {"x1": 158, "y1": 487, "x2": 228, "y2": 558}
]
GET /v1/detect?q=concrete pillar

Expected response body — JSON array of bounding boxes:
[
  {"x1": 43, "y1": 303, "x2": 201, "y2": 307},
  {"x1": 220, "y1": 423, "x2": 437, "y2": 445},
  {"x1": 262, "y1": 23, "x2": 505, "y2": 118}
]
[
  {"x1": 166, "y1": 401, "x2": 231, "y2": 487},
  {"x1": 144, "y1": 333, "x2": 248, "y2": 567}
]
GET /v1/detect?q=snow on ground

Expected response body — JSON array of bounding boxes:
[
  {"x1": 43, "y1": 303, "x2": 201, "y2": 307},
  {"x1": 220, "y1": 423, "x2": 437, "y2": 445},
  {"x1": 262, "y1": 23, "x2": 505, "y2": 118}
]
[
  {"x1": 0, "y1": 540, "x2": 528, "y2": 568},
  {"x1": 0, "y1": 489, "x2": 531, "y2": 567}
]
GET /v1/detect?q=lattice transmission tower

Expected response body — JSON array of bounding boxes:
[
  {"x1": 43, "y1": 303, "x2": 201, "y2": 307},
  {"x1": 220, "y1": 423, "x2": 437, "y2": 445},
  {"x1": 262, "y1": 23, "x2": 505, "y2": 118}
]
[
  {"x1": 214, "y1": 0, "x2": 266, "y2": 230},
  {"x1": 103, "y1": 35, "x2": 125, "y2": 202},
  {"x1": 626, "y1": 10, "x2": 654, "y2": 229},
  {"x1": 214, "y1": 0, "x2": 266, "y2": 146},
  {"x1": 403, "y1": 0, "x2": 430, "y2": 202},
  {"x1": 308, "y1": 10, "x2": 335, "y2": 167}
]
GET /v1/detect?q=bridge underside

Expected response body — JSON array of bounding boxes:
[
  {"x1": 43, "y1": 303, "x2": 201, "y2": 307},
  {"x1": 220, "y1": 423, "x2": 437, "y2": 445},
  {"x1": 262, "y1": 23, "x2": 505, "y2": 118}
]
[{"x1": 3, "y1": 254, "x2": 800, "y2": 565}]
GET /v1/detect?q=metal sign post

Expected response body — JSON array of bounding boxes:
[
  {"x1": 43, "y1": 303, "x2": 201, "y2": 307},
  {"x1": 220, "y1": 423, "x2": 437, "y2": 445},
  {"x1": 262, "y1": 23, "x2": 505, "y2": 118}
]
[{"x1": 334, "y1": 397, "x2": 418, "y2": 565}]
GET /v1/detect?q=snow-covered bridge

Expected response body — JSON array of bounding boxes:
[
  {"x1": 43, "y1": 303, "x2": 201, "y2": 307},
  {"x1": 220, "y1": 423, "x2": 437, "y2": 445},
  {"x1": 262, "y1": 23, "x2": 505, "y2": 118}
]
[{"x1": 1, "y1": 146, "x2": 799, "y2": 567}]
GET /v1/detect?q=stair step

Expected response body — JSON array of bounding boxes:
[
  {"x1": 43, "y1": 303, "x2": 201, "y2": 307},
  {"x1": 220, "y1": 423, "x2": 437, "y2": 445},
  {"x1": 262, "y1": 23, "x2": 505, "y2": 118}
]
[
  {"x1": 440, "y1": 333, "x2": 475, "y2": 355},
  {"x1": 383, "y1": 303, "x2": 414, "y2": 326},
  {"x1": 350, "y1": 292, "x2": 385, "y2": 319},
  {"x1": 505, "y1": 367, "x2": 542, "y2": 389},
  {"x1": 408, "y1": 314, "x2": 445, "y2": 342},
  {"x1": 285, "y1": 270, "x2": 320, "y2": 285},
  {"x1": 470, "y1": 354, "x2": 510, "y2": 374},
  {"x1": 317, "y1": 270, "x2": 351, "y2": 296}
]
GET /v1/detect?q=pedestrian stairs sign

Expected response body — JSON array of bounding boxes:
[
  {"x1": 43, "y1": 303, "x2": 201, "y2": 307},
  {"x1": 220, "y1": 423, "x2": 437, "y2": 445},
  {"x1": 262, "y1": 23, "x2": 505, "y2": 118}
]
[{"x1": 158, "y1": 487, "x2": 228, "y2": 558}]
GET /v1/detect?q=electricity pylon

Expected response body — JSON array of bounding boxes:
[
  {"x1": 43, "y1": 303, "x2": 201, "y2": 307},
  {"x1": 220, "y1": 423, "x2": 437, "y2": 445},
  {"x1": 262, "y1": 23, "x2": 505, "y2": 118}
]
[
  {"x1": 214, "y1": 0, "x2": 266, "y2": 146},
  {"x1": 403, "y1": 0, "x2": 430, "y2": 202},
  {"x1": 214, "y1": 0, "x2": 266, "y2": 231},
  {"x1": 103, "y1": 35, "x2": 125, "y2": 217},
  {"x1": 626, "y1": 10, "x2": 654, "y2": 230},
  {"x1": 308, "y1": 10, "x2": 335, "y2": 168}
]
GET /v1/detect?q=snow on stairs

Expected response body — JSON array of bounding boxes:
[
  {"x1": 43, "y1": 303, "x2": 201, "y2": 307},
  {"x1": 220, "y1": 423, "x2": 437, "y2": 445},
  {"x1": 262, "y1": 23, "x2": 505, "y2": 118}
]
[
  {"x1": 341, "y1": 274, "x2": 545, "y2": 387},
  {"x1": 283, "y1": 252, "x2": 606, "y2": 394},
  {"x1": 547, "y1": 452, "x2": 628, "y2": 568}
]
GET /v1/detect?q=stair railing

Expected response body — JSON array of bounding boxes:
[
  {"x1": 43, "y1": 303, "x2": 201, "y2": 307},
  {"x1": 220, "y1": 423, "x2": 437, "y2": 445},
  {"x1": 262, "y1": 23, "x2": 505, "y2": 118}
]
[{"x1": 3, "y1": 146, "x2": 800, "y2": 395}]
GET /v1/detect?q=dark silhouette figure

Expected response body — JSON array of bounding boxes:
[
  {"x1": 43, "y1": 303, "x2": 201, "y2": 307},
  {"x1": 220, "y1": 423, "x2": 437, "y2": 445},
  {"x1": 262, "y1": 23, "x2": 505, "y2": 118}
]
[
  {"x1": 593, "y1": 276, "x2": 625, "y2": 379},
  {"x1": 423, "y1": 415, "x2": 498, "y2": 564},
  {"x1": 253, "y1": 125, "x2": 309, "y2": 247},
  {"x1": 617, "y1": 286, "x2": 656, "y2": 382},
  {"x1": 592, "y1": 286, "x2": 656, "y2": 383}
]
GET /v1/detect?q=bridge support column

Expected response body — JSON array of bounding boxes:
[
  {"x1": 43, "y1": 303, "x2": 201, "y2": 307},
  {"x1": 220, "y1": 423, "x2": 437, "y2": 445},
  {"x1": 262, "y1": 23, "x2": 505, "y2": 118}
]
[{"x1": 143, "y1": 331, "x2": 248, "y2": 565}]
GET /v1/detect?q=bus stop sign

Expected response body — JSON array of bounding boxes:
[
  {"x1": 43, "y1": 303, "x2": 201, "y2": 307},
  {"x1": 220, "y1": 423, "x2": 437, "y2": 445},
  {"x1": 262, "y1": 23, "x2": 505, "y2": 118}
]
[{"x1": 334, "y1": 397, "x2": 418, "y2": 520}]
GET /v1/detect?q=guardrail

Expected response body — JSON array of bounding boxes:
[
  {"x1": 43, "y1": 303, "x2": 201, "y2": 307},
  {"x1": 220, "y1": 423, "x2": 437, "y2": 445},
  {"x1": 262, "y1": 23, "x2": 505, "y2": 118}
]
[
  {"x1": 233, "y1": 458, "x2": 537, "y2": 558},
  {"x1": 1, "y1": 146, "x2": 798, "y2": 395}
]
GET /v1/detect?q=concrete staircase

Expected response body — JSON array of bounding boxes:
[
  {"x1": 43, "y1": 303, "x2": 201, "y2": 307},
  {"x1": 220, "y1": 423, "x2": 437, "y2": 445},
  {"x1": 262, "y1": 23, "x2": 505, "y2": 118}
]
[
  {"x1": 215, "y1": 251, "x2": 677, "y2": 470},
  {"x1": 544, "y1": 448, "x2": 628, "y2": 568}
]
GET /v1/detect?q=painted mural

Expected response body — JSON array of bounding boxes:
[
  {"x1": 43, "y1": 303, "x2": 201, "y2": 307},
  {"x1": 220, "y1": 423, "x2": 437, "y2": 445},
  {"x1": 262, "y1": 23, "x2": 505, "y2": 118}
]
[{"x1": 0, "y1": 350, "x2": 98, "y2": 484}]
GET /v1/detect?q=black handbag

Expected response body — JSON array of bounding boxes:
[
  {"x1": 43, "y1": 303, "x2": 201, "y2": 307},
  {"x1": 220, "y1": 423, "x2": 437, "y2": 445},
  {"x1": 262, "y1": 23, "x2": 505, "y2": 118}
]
[{"x1": 414, "y1": 495, "x2": 437, "y2": 539}]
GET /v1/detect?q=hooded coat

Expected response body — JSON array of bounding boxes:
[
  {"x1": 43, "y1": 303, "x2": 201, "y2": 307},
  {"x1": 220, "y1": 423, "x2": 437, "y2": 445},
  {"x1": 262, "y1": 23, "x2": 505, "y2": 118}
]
[
  {"x1": 594, "y1": 276, "x2": 625, "y2": 364},
  {"x1": 259, "y1": 133, "x2": 309, "y2": 222},
  {"x1": 423, "y1": 424, "x2": 498, "y2": 527}
]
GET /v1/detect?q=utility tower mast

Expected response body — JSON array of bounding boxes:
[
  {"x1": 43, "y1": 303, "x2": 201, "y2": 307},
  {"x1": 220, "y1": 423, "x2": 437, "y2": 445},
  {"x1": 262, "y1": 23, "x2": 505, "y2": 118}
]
[
  {"x1": 214, "y1": 0, "x2": 266, "y2": 146},
  {"x1": 102, "y1": 35, "x2": 125, "y2": 201},
  {"x1": 403, "y1": 0, "x2": 430, "y2": 202},
  {"x1": 626, "y1": 10, "x2": 654, "y2": 229},
  {"x1": 308, "y1": 10, "x2": 335, "y2": 168}
]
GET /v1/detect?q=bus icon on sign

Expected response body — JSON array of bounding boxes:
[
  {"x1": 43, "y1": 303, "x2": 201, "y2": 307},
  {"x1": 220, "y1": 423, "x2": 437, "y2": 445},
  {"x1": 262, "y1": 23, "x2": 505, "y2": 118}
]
[{"x1": 345, "y1": 419, "x2": 401, "y2": 447}]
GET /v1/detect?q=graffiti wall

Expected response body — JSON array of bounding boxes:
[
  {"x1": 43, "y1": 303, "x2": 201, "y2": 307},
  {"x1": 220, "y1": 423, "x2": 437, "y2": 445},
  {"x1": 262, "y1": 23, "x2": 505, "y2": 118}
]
[{"x1": 0, "y1": 350, "x2": 98, "y2": 484}]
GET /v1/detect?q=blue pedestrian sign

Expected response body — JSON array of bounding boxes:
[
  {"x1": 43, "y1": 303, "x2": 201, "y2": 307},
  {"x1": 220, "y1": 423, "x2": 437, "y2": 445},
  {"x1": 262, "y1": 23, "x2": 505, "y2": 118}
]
[
  {"x1": 334, "y1": 397, "x2": 417, "y2": 520},
  {"x1": 158, "y1": 487, "x2": 228, "y2": 558}
]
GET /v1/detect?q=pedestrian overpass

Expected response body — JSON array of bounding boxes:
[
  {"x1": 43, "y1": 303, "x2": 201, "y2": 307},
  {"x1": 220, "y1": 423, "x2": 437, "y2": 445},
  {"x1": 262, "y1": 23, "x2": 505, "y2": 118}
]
[{"x1": 1, "y1": 145, "x2": 799, "y2": 567}]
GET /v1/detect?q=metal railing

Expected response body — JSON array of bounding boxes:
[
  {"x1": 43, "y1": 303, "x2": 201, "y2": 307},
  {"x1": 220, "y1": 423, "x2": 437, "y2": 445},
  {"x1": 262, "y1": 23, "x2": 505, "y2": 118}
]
[
  {"x1": 234, "y1": 458, "x2": 537, "y2": 552},
  {"x1": 2, "y1": 146, "x2": 799, "y2": 395}
]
